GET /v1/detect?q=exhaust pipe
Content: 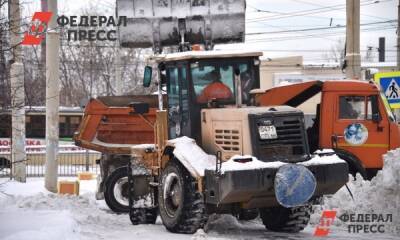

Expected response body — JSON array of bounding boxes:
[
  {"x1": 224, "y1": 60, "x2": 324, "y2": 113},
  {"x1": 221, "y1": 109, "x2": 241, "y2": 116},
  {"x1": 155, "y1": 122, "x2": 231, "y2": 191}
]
[{"x1": 235, "y1": 69, "x2": 242, "y2": 108}]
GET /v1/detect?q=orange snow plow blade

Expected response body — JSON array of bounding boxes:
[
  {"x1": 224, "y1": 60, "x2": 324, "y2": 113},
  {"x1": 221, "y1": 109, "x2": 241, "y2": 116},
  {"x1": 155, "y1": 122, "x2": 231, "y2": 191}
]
[
  {"x1": 254, "y1": 81, "x2": 323, "y2": 107},
  {"x1": 74, "y1": 95, "x2": 162, "y2": 154}
]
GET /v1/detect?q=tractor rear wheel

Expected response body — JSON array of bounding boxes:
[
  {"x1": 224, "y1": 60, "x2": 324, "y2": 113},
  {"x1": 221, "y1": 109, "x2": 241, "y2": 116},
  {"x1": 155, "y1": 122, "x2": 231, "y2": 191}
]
[
  {"x1": 259, "y1": 205, "x2": 311, "y2": 233},
  {"x1": 104, "y1": 167, "x2": 130, "y2": 213},
  {"x1": 158, "y1": 160, "x2": 207, "y2": 234}
]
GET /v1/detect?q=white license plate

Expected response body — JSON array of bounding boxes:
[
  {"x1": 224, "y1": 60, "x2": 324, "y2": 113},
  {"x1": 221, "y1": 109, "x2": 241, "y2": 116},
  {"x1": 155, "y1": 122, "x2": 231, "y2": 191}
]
[{"x1": 258, "y1": 125, "x2": 278, "y2": 140}]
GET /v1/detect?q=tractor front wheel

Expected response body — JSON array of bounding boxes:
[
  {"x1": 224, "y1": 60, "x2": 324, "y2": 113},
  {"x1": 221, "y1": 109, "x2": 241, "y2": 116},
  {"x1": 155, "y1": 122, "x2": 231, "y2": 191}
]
[
  {"x1": 259, "y1": 205, "x2": 311, "y2": 233},
  {"x1": 158, "y1": 160, "x2": 207, "y2": 234}
]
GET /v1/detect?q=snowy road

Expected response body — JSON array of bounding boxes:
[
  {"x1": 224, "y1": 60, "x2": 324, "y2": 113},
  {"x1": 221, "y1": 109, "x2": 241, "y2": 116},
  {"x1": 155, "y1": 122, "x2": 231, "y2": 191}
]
[{"x1": 0, "y1": 178, "x2": 398, "y2": 240}]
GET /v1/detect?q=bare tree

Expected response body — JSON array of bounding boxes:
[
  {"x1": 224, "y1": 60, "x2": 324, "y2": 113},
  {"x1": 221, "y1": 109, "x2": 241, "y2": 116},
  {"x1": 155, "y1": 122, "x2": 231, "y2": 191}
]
[
  {"x1": 0, "y1": 0, "x2": 11, "y2": 110},
  {"x1": 323, "y1": 38, "x2": 346, "y2": 64},
  {"x1": 2, "y1": 2, "x2": 156, "y2": 109}
]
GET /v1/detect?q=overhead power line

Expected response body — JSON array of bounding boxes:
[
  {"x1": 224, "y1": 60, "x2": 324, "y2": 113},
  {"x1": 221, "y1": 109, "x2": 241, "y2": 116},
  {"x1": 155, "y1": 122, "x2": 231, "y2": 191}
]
[
  {"x1": 246, "y1": 20, "x2": 396, "y2": 36},
  {"x1": 245, "y1": 25, "x2": 396, "y2": 43},
  {"x1": 247, "y1": 0, "x2": 393, "y2": 22},
  {"x1": 288, "y1": 0, "x2": 394, "y2": 21}
]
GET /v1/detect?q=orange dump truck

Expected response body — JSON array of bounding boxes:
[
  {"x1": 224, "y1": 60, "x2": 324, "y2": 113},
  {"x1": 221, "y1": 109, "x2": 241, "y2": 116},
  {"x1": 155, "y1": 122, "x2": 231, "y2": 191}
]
[
  {"x1": 254, "y1": 80, "x2": 400, "y2": 179},
  {"x1": 74, "y1": 95, "x2": 162, "y2": 212}
]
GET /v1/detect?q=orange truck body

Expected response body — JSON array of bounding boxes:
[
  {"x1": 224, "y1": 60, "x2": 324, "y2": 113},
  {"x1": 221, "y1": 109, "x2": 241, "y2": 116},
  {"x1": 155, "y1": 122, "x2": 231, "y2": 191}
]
[
  {"x1": 74, "y1": 95, "x2": 161, "y2": 154},
  {"x1": 255, "y1": 80, "x2": 400, "y2": 173}
]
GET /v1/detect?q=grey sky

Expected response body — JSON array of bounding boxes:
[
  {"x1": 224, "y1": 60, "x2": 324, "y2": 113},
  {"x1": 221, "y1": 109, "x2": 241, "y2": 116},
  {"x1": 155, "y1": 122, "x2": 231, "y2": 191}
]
[{"x1": 22, "y1": 0, "x2": 398, "y2": 63}]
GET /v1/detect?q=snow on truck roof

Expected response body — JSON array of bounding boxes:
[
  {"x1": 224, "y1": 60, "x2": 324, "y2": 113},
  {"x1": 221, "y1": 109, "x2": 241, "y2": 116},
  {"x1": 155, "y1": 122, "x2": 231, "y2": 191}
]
[{"x1": 149, "y1": 50, "x2": 263, "y2": 62}]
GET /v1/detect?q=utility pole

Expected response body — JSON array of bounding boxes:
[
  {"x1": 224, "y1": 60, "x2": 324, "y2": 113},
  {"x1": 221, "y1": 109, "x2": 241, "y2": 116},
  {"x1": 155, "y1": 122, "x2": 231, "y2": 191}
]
[
  {"x1": 45, "y1": 0, "x2": 59, "y2": 192},
  {"x1": 345, "y1": 0, "x2": 361, "y2": 79},
  {"x1": 9, "y1": 0, "x2": 26, "y2": 182},
  {"x1": 397, "y1": 0, "x2": 400, "y2": 70}
]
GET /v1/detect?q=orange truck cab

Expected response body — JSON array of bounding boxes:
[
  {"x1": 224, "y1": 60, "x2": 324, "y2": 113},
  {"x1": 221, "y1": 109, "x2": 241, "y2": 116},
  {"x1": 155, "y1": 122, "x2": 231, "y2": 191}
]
[{"x1": 255, "y1": 80, "x2": 400, "y2": 179}]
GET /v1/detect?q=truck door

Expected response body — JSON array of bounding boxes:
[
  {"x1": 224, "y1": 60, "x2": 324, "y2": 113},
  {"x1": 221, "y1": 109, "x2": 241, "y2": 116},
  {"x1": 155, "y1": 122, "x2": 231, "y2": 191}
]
[
  {"x1": 332, "y1": 94, "x2": 389, "y2": 169},
  {"x1": 166, "y1": 64, "x2": 191, "y2": 139}
]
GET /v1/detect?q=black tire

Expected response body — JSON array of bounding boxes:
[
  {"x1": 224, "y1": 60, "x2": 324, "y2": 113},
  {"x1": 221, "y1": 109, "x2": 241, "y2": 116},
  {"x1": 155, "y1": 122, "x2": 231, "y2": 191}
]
[
  {"x1": 104, "y1": 167, "x2": 130, "y2": 213},
  {"x1": 237, "y1": 209, "x2": 259, "y2": 221},
  {"x1": 259, "y1": 205, "x2": 311, "y2": 233},
  {"x1": 334, "y1": 149, "x2": 367, "y2": 179},
  {"x1": 130, "y1": 207, "x2": 158, "y2": 225},
  {"x1": 158, "y1": 160, "x2": 207, "y2": 234}
]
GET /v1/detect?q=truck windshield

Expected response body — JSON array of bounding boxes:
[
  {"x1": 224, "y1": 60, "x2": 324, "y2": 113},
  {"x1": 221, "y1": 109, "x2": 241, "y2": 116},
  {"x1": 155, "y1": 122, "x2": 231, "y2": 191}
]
[
  {"x1": 190, "y1": 60, "x2": 256, "y2": 104},
  {"x1": 380, "y1": 92, "x2": 395, "y2": 122}
]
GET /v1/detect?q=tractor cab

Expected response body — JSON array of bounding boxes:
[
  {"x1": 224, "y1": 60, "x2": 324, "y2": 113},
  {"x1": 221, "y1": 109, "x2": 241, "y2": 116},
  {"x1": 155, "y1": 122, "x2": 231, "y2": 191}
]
[
  {"x1": 145, "y1": 51, "x2": 262, "y2": 143},
  {"x1": 145, "y1": 51, "x2": 314, "y2": 164}
]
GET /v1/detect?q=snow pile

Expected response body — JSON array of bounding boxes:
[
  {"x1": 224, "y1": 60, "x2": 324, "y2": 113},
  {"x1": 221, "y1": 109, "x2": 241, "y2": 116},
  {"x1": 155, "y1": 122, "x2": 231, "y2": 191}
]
[
  {"x1": 204, "y1": 214, "x2": 242, "y2": 234},
  {"x1": 314, "y1": 149, "x2": 335, "y2": 154},
  {"x1": 133, "y1": 194, "x2": 153, "y2": 208},
  {"x1": 218, "y1": 155, "x2": 285, "y2": 173},
  {"x1": 216, "y1": 153, "x2": 345, "y2": 173},
  {"x1": 169, "y1": 137, "x2": 216, "y2": 177},
  {"x1": 299, "y1": 153, "x2": 345, "y2": 167},
  {"x1": 311, "y1": 149, "x2": 400, "y2": 234},
  {"x1": 1, "y1": 177, "x2": 397, "y2": 239},
  {"x1": 0, "y1": 210, "x2": 78, "y2": 240},
  {"x1": 169, "y1": 137, "x2": 346, "y2": 176},
  {"x1": 0, "y1": 179, "x2": 193, "y2": 240}
]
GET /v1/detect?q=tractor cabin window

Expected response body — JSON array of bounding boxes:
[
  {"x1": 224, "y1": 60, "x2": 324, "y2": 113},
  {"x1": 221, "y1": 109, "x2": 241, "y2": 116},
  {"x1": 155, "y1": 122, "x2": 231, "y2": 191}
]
[{"x1": 190, "y1": 61, "x2": 254, "y2": 104}]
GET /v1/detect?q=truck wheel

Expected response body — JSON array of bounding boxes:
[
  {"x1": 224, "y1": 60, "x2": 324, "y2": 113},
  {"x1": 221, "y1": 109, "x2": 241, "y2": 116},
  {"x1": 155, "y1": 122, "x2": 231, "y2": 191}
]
[
  {"x1": 158, "y1": 160, "x2": 207, "y2": 234},
  {"x1": 130, "y1": 207, "x2": 158, "y2": 225},
  {"x1": 259, "y1": 205, "x2": 311, "y2": 233},
  {"x1": 334, "y1": 149, "x2": 367, "y2": 179},
  {"x1": 104, "y1": 167, "x2": 130, "y2": 213}
]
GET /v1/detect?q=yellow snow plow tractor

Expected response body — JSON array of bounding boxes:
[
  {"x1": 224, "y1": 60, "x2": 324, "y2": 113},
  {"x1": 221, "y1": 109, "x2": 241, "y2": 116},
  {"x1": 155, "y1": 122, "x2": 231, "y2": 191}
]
[
  {"x1": 74, "y1": 0, "x2": 349, "y2": 234},
  {"x1": 132, "y1": 50, "x2": 348, "y2": 233}
]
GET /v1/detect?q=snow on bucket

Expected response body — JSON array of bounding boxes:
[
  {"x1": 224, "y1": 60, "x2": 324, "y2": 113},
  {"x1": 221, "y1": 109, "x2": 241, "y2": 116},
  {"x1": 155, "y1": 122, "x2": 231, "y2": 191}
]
[{"x1": 275, "y1": 164, "x2": 316, "y2": 208}]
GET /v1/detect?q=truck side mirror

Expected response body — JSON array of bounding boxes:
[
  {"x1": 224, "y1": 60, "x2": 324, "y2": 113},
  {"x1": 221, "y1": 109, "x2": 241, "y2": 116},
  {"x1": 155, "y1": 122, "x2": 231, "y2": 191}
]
[
  {"x1": 370, "y1": 95, "x2": 381, "y2": 123},
  {"x1": 372, "y1": 113, "x2": 381, "y2": 123},
  {"x1": 143, "y1": 66, "x2": 152, "y2": 88}
]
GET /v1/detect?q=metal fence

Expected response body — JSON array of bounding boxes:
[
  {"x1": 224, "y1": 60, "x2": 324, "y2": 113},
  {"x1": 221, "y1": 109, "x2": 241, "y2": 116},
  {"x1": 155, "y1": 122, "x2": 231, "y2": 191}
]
[{"x1": 0, "y1": 145, "x2": 101, "y2": 178}]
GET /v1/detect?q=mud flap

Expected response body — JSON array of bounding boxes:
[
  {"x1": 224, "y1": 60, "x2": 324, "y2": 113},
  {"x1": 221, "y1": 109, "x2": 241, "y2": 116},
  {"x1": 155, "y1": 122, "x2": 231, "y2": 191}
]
[
  {"x1": 275, "y1": 164, "x2": 316, "y2": 208},
  {"x1": 128, "y1": 158, "x2": 157, "y2": 210}
]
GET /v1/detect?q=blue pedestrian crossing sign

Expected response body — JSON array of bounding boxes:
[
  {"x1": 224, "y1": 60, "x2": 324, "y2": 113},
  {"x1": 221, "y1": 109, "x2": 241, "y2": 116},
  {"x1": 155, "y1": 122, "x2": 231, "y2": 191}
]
[{"x1": 375, "y1": 71, "x2": 400, "y2": 109}]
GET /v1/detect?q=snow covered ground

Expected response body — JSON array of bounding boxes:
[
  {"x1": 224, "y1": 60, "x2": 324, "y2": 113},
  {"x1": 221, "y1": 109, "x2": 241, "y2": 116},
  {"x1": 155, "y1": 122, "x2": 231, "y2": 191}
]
[{"x1": 1, "y1": 150, "x2": 400, "y2": 239}]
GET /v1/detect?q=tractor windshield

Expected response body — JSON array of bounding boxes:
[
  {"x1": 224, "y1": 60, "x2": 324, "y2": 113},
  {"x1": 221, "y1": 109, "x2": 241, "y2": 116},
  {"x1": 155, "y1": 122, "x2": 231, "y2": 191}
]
[{"x1": 190, "y1": 59, "x2": 257, "y2": 104}]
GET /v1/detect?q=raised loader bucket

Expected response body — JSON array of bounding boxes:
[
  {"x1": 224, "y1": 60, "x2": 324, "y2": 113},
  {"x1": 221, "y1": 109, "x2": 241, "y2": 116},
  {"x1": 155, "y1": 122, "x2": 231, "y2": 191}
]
[{"x1": 116, "y1": 0, "x2": 245, "y2": 49}]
